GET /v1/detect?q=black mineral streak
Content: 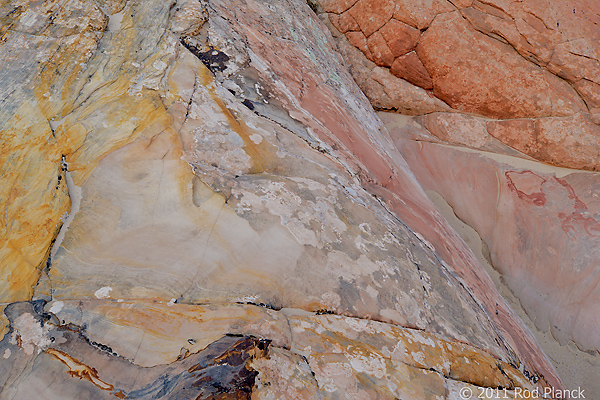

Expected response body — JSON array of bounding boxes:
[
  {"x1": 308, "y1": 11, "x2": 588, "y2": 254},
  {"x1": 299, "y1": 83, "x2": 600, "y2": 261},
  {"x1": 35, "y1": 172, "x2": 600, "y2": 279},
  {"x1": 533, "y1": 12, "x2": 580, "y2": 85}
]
[{"x1": 181, "y1": 36, "x2": 230, "y2": 74}]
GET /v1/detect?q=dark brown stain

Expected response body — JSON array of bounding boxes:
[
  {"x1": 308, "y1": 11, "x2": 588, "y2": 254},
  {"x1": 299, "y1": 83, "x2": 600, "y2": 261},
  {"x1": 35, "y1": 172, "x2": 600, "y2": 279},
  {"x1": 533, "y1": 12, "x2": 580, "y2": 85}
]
[
  {"x1": 187, "y1": 336, "x2": 270, "y2": 400},
  {"x1": 181, "y1": 36, "x2": 230, "y2": 74}
]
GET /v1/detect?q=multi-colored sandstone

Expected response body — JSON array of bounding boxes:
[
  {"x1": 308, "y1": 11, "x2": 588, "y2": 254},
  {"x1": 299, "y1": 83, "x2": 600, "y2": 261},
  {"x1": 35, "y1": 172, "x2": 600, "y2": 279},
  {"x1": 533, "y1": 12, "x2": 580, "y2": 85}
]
[{"x1": 3, "y1": 0, "x2": 593, "y2": 398}]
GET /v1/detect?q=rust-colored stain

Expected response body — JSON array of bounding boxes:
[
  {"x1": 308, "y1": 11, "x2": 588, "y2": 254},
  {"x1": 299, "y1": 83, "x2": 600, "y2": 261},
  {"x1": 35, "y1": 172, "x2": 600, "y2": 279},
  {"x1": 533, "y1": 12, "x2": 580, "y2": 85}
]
[
  {"x1": 197, "y1": 66, "x2": 277, "y2": 175},
  {"x1": 46, "y1": 348, "x2": 114, "y2": 391},
  {"x1": 505, "y1": 170, "x2": 547, "y2": 206}
]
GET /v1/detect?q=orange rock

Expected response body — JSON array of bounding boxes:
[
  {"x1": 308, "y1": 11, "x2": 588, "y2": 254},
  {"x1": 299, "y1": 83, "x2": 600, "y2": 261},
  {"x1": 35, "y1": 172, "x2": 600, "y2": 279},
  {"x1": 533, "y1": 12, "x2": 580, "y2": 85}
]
[
  {"x1": 390, "y1": 51, "x2": 433, "y2": 89},
  {"x1": 347, "y1": 0, "x2": 395, "y2": 37},
  {"x1": 392, "y1": 0, "x2": 455, "y2": 30},
  {"x1": 379, "y1": 18, "x2": 421, "y2": 57},
  {"x1": 416, "y1": 11, "x2": 584, "y2": 119},
  {"x1": 366, "y1": 31, "x2": 394, "y2": 67},
  {"x1": 487, "y1": 114, "x2": 600, "y2": 171},
  {"x1": 345, "y1": 31, "x2": 373, "y2": 61},
  {"x1": 318, "y1": 0, "x2": 359, "y2": 14},
  {"x1": 574, "y1": 79, "x2": 600, "y2": 110},
  {"x1": 328, "y1": 11, "x2": 359, "y2": 33}
]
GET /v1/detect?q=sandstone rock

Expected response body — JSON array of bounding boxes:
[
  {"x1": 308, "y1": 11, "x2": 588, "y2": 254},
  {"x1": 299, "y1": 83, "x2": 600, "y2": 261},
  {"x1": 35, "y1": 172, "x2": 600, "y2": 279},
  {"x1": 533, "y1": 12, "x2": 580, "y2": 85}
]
[
  {"x1": 366, "y1": 31, "x2": 395, "y2": 67},
  {"x1": 415, "y1": 112, "x2": 528, "y2": 156},
  {"x1": 416, "y1": 11, "x2": 584, "y2": 119},
  {"x1": 327, "y1": 22, "x2": 450, "y2": 115},
  {"x1": 347, "y1": 0, "x2": 395, "y2": 37},
  {"x1": 387, "y1": 111, "x2": 600, "y2": 357},
  {"x1": 0, "y1": 301, "x2": 549, "y2": 399},
  {"x1": 0, "y1": 0, "x2": 563, "y2": 397},
  {"x1": 390, "y1": 51, "x2": 433, "y2": 90},
  {"x1": 379, "y1": 18, "x2": 420, "y2": 58},
  {"x1": 344, "y1": 30, "x2": 374, "y2": 61},
  {"x1": 488, "y1": 113, "x2": 600, "y2": 171},
  {"x1": 387, "y1": 0, "x2": 456, "y2": 31},
  {"x1": 0, "y1": 0, "x2": 106, "y2": 314},
  {"x1": 316, "y1": 0, "x2": 600, "y2": 171},
  {"x1": 328, "y1": 10, "x2": 360, "y2": 33}
]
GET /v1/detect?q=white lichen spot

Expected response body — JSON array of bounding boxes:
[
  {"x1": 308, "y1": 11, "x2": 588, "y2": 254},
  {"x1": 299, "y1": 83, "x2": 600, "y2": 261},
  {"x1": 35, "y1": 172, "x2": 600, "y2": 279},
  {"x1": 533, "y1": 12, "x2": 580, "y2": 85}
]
[
  {"x1": 411, "y1": 351, "x2": 426, "y2": 364},
  {"x1": 94, "y1": 286, "x2": 112, "y2": 299},
  {"x1": 237, "y1": 295, "x2": 259, "y2": 304},
  {"x1": 365, "y1": 285, "x2": 379, "y2": 299},
  {"x1": 321, "y1": 292, "x2": 341, "y2": 309},
  {"x1": 107, "y1": 10, "x2": 124, "y2": 31},
  {"x1": 355, "y1": 239, "x2": 368, "y2": 252},
  {"x1": 347, "y1": 351, "x2": 386, "y2": 379},
  {"x1": 359, "y1": 223, "x2": 371, "y2": 235},
  {"x1": 48, "y1": 301, "x2": 64, "y2": 314},
  {"x1": 19, "y1": 9, "x2": 38, "y2": 27},
  {"x1": 12, "y1": 313, "x2": 53, "y2": 355},
  {"x1": 153, "y1": 60, "x2": 167, "y2": 71},
  {"x1": 249, "y1": 133, "x2": 263, "y2": 144},
  {"x1": 3, "y1": 349, "x2": 11, "y2": 359}
]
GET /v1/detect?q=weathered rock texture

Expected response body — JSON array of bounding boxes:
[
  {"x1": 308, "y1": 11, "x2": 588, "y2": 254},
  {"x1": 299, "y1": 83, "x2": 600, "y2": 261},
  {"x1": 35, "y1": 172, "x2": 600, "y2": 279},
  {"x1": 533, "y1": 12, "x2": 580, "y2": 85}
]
[
  {"x1": 313, "y1": 0, "x2": 600, "y2": 394},
  {"x1": 317, "y1": 0, "x2": 600, "y2": 171},
  {"x1": 0, "y1": 0, "x2": 562, "y2": 398},
  {"x1": 387, "y1": 114, "x2": 600, "y2": 355}
]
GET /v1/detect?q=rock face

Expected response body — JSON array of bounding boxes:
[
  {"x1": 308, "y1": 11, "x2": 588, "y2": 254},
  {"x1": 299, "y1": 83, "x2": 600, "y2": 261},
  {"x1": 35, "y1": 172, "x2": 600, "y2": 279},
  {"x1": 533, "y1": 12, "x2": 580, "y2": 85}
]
[
  {"x1": 387, "y1": 115, "x2": 600, "y2": 355},
  {"x1": 0, "y1": 0, "x2": 562, "y2": 398},
  {"x1": 315, "y1": 0, "x2": 600, "y2": 395},
  {"x1": 317, "y1": 0, "x2": 600, "y2": 171}
]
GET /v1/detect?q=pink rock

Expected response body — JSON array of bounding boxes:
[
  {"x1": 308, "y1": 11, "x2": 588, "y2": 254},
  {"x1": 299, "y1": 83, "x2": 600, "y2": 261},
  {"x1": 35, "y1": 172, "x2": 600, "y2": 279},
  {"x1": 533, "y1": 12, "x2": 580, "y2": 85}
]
[
  {"x1": 488, "y1": 113, "x2": 600, "y2": 171},
  {"x1": 418, "y1": 112, "x2": 520, "y2": 154},
  {"x1": 391, "y1": 132, "x2": 600, "y2": 356},
  {"x1": 226, "y1": 2, "x2": 561, "y2": 387},
  {"x1": 390, "y1": 51, "x2": 433, "y2": 90},
  {"x1": 486, "y1": 119, "x2": 538, "y2": 156}
]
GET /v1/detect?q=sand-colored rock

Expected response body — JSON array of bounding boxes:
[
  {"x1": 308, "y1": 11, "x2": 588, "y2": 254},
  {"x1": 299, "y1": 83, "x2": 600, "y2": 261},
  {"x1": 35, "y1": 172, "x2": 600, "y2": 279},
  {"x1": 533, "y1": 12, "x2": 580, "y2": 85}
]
[
  {"x1": 0, "y1": 0, "x2": 565, "y2": 397},
  {"x1": 0, "y1": 0, "x2": 105, "y2": 310},
  {"x1": 0, "y1": 0, "x2": 189, "y2": 312},
  {"x1": 0, "y1": 301, "x2": 551, "y2": 399}
]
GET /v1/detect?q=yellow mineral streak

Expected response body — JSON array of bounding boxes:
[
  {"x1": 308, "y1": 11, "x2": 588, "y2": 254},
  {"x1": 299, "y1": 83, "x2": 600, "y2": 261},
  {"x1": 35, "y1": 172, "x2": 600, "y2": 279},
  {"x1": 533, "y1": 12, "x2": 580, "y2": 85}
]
[
  {"x1": 197, "y1": 65, "x2": 276, "y2": 175},
  {"x1": 292, "y1": 314, "x2": 541, "y2": 393},
  {"x1": 46, "y1": 348, "x2": 114, "y2": 391},
  {"x1": 0, "y1": 0, "x2": 176, "y2": 315}
]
